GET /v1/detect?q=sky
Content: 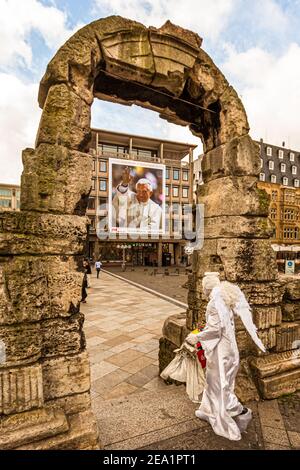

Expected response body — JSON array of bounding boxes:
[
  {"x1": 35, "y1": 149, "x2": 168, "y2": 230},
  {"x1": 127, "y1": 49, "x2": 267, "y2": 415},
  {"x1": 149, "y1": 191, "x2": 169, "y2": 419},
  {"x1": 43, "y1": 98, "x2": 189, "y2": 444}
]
[{"x1": 1, "y1": 0, "x2": 300, "y2": 184}]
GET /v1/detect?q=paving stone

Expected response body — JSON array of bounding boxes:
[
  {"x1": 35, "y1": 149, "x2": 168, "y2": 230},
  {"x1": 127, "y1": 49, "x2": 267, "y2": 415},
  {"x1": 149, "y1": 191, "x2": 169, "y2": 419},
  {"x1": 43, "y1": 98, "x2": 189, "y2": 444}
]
[
  {"x1": 106, "y1": 349, "x2": 144, "y2": 367},
  {"x1": 125, "y1": 373, "x2": 151, "y2": 388},
  {"x1": 261, "y1": 425, "x2": 290, "y2": 446},
  {"x1": 287, "y1": 431, "x2": 300, "y2": 449},
  {"x1": 101, "y1": 382, "x2": 139, "y2": 400},
  {"x1": 121, "y1": 356, "x2": 154, "y2": 374}
]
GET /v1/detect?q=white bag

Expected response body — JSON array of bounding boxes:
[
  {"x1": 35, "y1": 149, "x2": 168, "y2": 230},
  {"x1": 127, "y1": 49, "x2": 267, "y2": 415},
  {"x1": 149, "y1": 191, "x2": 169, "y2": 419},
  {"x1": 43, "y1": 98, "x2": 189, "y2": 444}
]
[{"x1": 160, "y1": 341, "x2": 206, "y2": 403}]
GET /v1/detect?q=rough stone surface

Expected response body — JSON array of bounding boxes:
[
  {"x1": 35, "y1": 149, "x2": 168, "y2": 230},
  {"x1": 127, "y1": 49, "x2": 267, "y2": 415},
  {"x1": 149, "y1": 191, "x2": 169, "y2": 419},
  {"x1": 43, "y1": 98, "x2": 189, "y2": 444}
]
[
  {"x1": 0, "y1": 211, "x2": 88, "y2": 255},
  {"x1": 0, "y1": 407, "x2": 69, "y2": 450},
  {"x1": 21, "y1": 144, "x2": 92, "y2": 215},
  {"x1": 0, "y1": 256, "x2": 83, "y2": 325},
  {"x1": 201, "y1": 135, "x2": 261, "y2": 181},
  {"x1": 42, "y1": 352, "x2": 91, "y2": 401},
  {"x1": 198, "y1": 176, "x2": 270, "y2": 218},
  {"x1": 36, "y1": 84, "x2": 91, "y2": 151},
  {"x1": 275, "y1": 322, "x2": 300, "y2": 353}
]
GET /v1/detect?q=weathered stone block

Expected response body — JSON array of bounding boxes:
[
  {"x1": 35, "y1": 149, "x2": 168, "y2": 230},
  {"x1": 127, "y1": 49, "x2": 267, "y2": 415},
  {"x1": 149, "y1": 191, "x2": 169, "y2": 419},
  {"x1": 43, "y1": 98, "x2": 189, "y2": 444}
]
[
  {"x1": 16, "y1": 410, "x2": 99, "y2": 450},
  {"x1": 250, "y1": 350, "x2": 300, "y2": 379},
  {"x1": 256, "y1": 368, "x2": 300, "y2": 399},
  {"x1": 0, "y1": 407, "x2": 68, "y2": 450},
  {"x1": 282, "y1": 302, "x2": 300, "y2": 321},
  {"x1": 0, "y1": 323, "x2": 41, "y2": 366},
  {"x1": 41, "y1": 313, "x2": 85, "y2": 358},
  {"x1": 162, "y1": 313, "x2": 188, "y2": 348},
  {"x1": 204, "y1": 215, "x2": 274, "y2": 239},
  {"x1": 0, "y1": 364, "x2": 43, "y2": 415},
  {"x1": 283, "y1": 277, "x2": 300, "y2": 300},
  {"x1": 252, "y1": 305, "x2": 282, "y2": 329},
  {"x1": 198, "y1": 176, "x2": 270, "y2": 217},
  {"x1": 0, "y1": 256, "x2": 82, "y2": 325},
  {"x1": 201, "y1": 135, "x2": 260, "y2": 181},
  {"x1": 21, "y1": 144, "x2": 92, "y2": 214},
  {"x1": 275, "y1": 322, "x2": 300, "y2": 352},
  {"x1": 45, "y1": 392, "x2": 91, "y2": 416},
  {"x1": 42, "y1": 352, "x2": 91, "y2": 400},
  {"x1": 235, "y1": 358, "x2": 260, "y2": 402},
  {"x1": 158, "y1": 337, "x2": 178, "y2": 374},
  {"x1": 0, "y1": 211, "x2": 88, "y2": 255},
  {"x1": 237, "y1": 327, "x2": 276, "y2": 357},
  {"x1": 36, "y1": 84, "x2": 91, "y2": 151},
  {"x1": 218, "y1": 86, "x2": 250, "y2": 146},
  {"x1": 216, "y1": 239, "x2": 278, "y2": 282},
  {"x1": 238, "y1": 281, "x2": 285, "y2": 305}
]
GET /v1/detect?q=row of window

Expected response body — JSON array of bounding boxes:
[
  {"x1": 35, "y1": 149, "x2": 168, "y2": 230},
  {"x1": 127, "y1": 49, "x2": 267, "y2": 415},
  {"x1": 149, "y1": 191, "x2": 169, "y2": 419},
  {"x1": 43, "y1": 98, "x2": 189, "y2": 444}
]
[
  {"x1": 265, "y1": 147, "x2": 296, "y2": 161},
  {"x1": 271, "y1": 190, "x2": 300, "y2": 205},
  {"x1": 98, "y1": 144, "x2": 158, "y2": 159},
  {"x1": 270, "y1": 207, "x2": 300, "y2": 221},
  {"x1": 92, "y1": 161, "x2": 189, "y2": 182},
  {"x1": 262, "y1": 159, "x2": 298, "y2": 174},
  {"x1": 259, "y1": 173, "x2": 300, "y2": 187},
  {"x1": 89, "y1": 182, "x2": 190, "y2": 200}
]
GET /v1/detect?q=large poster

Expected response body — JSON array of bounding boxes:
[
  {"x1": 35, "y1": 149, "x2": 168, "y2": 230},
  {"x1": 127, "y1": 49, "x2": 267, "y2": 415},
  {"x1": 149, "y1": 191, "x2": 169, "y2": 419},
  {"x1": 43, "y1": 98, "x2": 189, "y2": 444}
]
[{"x1": 109, "y1": 158, "x2": 165, "y2": 235}]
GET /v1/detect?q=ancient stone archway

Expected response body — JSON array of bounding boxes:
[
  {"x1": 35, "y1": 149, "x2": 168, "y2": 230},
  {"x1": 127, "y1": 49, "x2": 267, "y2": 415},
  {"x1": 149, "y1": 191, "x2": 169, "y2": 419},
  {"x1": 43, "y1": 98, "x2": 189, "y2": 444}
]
[{"x1": 1, "y1": 15, "x2": 299, "y2": 450}]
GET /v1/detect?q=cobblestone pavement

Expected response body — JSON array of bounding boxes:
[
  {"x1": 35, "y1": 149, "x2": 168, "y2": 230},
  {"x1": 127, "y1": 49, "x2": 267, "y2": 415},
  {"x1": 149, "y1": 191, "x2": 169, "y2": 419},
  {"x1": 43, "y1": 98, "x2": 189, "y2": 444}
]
[
  {"x1": 82, "y1": 272, "x2": 300, "y2": 450},
  {"x1": 105, "y1": 266, "x2": 189, "y2": 304}
]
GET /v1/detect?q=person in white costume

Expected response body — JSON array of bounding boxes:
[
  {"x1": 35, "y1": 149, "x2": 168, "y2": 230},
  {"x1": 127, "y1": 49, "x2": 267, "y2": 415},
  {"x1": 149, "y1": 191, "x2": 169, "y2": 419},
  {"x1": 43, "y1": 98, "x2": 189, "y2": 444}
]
[
  {"x1": 112, "y1": 167, "x2": 162, "y2": 231},
  {"x1": 186, "y1": 272, "x2": 266, "y2": 441}
]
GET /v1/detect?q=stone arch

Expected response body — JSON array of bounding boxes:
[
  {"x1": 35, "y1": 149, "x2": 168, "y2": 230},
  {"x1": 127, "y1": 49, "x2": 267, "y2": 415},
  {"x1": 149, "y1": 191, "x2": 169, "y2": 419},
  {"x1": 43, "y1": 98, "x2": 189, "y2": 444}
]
[{"x1": 1, "y1": 16, "x2": 297, "y2": 450}]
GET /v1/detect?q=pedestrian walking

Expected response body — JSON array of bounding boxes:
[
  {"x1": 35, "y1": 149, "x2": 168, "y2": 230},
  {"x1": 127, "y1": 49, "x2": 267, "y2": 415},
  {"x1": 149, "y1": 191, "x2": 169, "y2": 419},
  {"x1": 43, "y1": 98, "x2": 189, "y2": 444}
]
[
  {"x1": 95, "y1": 259, "x2": 102, "y2": 279},
  {"x1": 81, "y1": 272, "x2": 88, "y2": 303}
]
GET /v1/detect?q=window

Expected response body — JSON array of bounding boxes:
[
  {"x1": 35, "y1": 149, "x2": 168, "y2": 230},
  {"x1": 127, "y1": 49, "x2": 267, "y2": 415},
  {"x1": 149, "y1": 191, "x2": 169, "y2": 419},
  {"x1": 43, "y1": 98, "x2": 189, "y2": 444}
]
[
  {"x1": 292, "y1": 165, "x2": 297, "y2": 175},
  {"x1": 271, "y1": 174, "x2": 277, "y2": 183},
  {"x1": 173, "y1": 186, "x2": 179, "y2": 197},
  {"x1": 267, "y1": 147, "x2": 272, "y2": 156},
  {"x1": 100, "y1": 160, "x2": 107, "y2": 172},
  {"x1": 182, "y1": 187, "x2": 189, "y2": 198},
  {"x1": 182, "y1": 170, "x2": 189, "y2": 181},
  {"x1": 99, "y1": 179, "x2": 107, "y2": 191},
  {"x1": 270, "y1": 207, "x2": 277, "y2": 220},
  {"x1": 0, "y1": 199, "x2": 11, "y2": 208},
  {"x1": 165, "y1": 185, "x2": 169, "y2": 197},
  {"x1": 166, "y1": 167, "x2": 170, "y2": 179},
  {"x1": 88, "y1": 217, "x2": 95, "y2": 229},
  {"x1": 269, "y1": 161, "x2": 274, "y2": 170},
  {"x1": 295, "y1": 179, "x2": 300, "y2": 188},
  {"x1": 259, "y1": 173, "x2": 265, "y2": 181},
  {"x1": 260, "y1": 158, "x2": 263, "y2": 168},
  {"x1": 278, "y1": 149, "x2": 284, "y2": 159},
  {"x1": 173, "y1": 169, "x2": 180, "y2": 180},
  {"x1": 271, "y1": 190, "x2": 278, "y2": 201},
  {"x1": 283, "y1": 177, "x2": 288, "y2": 186},
  {"x1": 92, "y1": 179, "x2": 96, "y2": 190},
  {"x1": 0, "y1": 189, "x2": 12, "y2": 197},
  {"x1": 88, "y1": 197, "x2": 95, "y2": 210},
  {"x1": 131, "y1": 148, "x2": 157, "y2": 158},
  {"x1": 93, "y1": 159, "x2": 96, "y2": 171},
  {"x1": 280, "y1": 163, "x2": 286, "y2": 172},
  {"x1": 290, "y1": 152, "x2": 295, "y2": 162}
]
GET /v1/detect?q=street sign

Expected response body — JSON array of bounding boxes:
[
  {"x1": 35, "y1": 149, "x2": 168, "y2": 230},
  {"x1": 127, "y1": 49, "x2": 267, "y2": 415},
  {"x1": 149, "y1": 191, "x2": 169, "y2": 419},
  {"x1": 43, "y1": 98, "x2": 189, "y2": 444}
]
[{"x1": 285, "y1": 260, "x2": 295, "y2": 274}]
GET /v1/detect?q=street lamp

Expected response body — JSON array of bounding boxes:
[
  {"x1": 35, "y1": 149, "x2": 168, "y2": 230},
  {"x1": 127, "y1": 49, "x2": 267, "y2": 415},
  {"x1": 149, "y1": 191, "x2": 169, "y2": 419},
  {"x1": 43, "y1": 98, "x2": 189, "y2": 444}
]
[{"x1": 119, "y1": 244, "x2": 132, "y2": 271}]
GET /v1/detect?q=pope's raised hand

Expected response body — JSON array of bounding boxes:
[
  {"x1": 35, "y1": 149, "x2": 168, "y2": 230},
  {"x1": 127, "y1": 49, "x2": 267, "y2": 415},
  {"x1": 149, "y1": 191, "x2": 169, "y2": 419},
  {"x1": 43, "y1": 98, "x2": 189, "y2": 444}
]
[{"x1": 122, "y1": 167, "x2": 131, "y2": 185}]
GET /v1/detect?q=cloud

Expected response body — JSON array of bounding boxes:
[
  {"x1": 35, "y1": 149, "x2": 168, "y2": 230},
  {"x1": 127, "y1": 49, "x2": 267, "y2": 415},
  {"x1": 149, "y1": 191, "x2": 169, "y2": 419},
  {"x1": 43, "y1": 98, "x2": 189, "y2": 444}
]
[
  {"x1": 222, "y1": 42, "x2": 300, "y2": 149},
  {"x1": 93, "y1": 0, "x2": 235, "y2": 41},
  {"x1": 0, "y1": 73, "x2": 41, "y2": 184},
  {"x1": 0, "y1": 0, "x2": 81, "y2": 69}
]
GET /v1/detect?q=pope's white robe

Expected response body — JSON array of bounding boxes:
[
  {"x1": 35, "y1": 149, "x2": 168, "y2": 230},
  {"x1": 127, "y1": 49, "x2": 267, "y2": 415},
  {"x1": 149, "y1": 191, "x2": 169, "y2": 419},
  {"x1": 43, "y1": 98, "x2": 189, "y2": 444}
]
[
  {"x1": 112, "y1": 185, "x2": 162, "y2": 231},
  {"x1": 196, "y1": 293, "x2": 247, "y2": 441}
]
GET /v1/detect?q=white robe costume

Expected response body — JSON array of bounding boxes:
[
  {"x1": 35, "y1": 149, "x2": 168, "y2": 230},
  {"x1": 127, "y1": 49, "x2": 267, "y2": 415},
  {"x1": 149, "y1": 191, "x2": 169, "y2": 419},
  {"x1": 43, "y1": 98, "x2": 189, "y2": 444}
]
[{"x1": 190, "y1": 282, "x2": 266, "y2": 441}]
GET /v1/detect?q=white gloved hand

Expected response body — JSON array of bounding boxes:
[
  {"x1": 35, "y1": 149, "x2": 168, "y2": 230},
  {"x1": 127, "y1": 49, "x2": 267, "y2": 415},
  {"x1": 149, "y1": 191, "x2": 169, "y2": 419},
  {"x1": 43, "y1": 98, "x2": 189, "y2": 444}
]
[{"x1": 186, "y1": 333, "x2": 199, "y2": 345}]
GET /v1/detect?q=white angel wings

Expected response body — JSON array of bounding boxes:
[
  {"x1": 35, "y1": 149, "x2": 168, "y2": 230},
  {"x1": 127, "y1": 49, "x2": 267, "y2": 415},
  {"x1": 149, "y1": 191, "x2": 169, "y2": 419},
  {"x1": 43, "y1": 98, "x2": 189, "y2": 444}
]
[{"x1": 233, "y1": 288, "x2": 266, "y2": 353}]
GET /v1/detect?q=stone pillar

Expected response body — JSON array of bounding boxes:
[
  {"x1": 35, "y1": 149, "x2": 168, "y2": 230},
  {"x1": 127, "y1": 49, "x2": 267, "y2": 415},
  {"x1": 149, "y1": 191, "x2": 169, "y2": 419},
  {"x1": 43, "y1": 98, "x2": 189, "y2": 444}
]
[{"x1": 158, "y1": 242, "x2": 163, "y2": 267}]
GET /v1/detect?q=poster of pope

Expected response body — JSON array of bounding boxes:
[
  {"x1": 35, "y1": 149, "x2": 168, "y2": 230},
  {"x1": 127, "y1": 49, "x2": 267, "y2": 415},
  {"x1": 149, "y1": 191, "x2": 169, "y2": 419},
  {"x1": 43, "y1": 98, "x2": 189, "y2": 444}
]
[{"x1": 109, "y1": 158, "x2": 165, "y2": 235}]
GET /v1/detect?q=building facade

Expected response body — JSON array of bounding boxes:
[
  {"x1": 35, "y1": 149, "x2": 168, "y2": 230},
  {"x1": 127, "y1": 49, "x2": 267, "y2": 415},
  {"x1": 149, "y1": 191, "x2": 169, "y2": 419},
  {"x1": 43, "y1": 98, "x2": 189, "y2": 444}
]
[
  {"x1": 87, "y1": 128, "x2": 197, "y2": 267},
  {"x1": 0, "y1": 184, "x2": 20, "y2": 211},
  {"x1": 257, "y1": 139, "x2": 300, "y2": 271}
]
